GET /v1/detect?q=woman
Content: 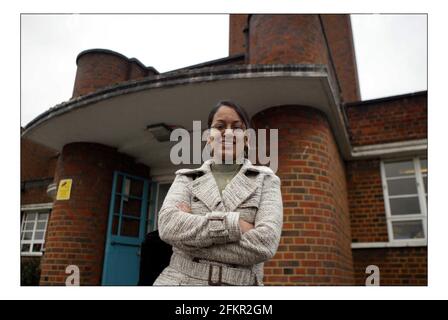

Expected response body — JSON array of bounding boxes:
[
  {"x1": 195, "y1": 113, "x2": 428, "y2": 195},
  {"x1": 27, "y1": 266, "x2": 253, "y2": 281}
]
[{"x1": 153, "y1": 100, "x2": 283, "y2": 286}]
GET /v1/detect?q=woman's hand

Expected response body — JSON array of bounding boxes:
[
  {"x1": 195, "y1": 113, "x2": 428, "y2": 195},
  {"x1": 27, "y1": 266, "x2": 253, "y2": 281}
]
[
  {"x1": 239, "y1": 219, "x2": 254, "y2": 234},
  {"x1": 176, "y1": 202, "x2": 191, "y2": 213}
]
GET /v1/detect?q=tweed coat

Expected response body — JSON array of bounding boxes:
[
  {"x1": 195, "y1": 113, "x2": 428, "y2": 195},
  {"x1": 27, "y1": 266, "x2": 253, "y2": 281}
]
[{"x1": 153, "y1": 158, "x2": 283, "y2": 286}]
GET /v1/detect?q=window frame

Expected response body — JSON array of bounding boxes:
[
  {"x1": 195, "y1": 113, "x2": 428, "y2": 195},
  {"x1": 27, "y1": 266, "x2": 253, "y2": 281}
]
[
  {"x1": 20, "y1": 203, "x2": 52, "y2": 257},
  {"x1": 153, "y1": 182, "x2": 172, "y2": 231},
  {"x1": 380, "y1": 157, "x2": 427, "y2": 245}
]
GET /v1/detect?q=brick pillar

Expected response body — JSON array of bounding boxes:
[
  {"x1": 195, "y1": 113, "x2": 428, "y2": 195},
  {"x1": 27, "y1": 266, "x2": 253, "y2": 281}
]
[
  {"x1": 39, "y1": 142, "x2": 149, "y2": 285},
  {"x1": 229, "y1": 14, "x2": 249, "y2": 56},
  {"x1": 253, "y1": 106, "x2": 355, "y2": 285},
  {"x1": 248, "y1": 14, "x2": 330, "y2": 65},
  {"x1": 320, "y1": 15, "x2": 361, "y2": 103}
]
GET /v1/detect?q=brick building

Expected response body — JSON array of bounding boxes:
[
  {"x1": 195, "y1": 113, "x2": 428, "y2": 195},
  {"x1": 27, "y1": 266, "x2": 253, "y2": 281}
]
[{"x1": 21, "y1": 14, "x2": 427, "y2": 286}]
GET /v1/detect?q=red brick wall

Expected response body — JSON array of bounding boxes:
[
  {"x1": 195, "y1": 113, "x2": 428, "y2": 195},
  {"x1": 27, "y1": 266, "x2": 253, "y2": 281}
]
[
  {"x1": 253, "y1": 105, "x2": 354, "y2": 285},
  {"x1": 21, "y1": 137, "x2": 58, "y2": 181},
  {"x1": 229, "y1": 14, "x2": 249, "y2": 56},
  {"x1": 345, "y1": 93, "x2": 427, "y2": 146},
  {"x1": 39, "y1": 142, "x2": 150, "y2": 286},
  {"x1": 128, "y1": 60, "x2": 148, "y2": 80},
  {"x1": 353, "y1": 247, "x2": 427, "y2": 285},
  {"x1": 21, "y1": 137, "x2": 58, "y2": 205},
  {"x1": 321, "y1": 14, "x2": 361, "y2": 103},
  {"x1": 346, "y1": 159, "x2": 389, "y2": 243},
  {"x1": 248, "y1": 15, "x2": 330, "y2": 66},
  {"x1": 21, "y1": 184, "x2": 53, "y2": 205}
]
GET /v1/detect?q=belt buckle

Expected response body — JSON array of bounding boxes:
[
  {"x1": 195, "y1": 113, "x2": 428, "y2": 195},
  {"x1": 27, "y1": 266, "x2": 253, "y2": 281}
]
[{"x1": 208, "y1": 264, "x2": 223, "y2": 286}]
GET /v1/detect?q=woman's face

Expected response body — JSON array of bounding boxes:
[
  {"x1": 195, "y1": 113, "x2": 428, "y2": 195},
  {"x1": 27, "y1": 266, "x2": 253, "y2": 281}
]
[{"x1": 208, "y1": 105, "x2": 247, "y2": 163}]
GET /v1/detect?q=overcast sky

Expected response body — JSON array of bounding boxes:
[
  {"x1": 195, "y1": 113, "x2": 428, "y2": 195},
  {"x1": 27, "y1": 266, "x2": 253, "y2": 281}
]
[{"x1": 20, "y1": 14, "x2": 427, "y2": 127}]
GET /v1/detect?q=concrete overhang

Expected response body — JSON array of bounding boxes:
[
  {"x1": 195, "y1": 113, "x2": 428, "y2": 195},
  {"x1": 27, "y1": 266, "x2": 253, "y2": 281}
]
[{"x1": 22, "y1": 64, "x2": 351, "y2": 176}]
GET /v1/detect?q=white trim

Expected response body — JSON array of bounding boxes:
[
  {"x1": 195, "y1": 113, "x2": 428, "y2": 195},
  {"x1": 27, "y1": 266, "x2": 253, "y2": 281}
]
[
  {"x1": 380, "y1": 157, "x2": 428, "y2": 242},
  {"x1": 20, "y1": 252, "x2": 43, "y2": 257},
  {"x1": 351, "y1": 139, "x2": 427, "y2": 159},
  {"x1": 21, "y1": 203, "x2": 53, "y2": 211},
  {"x1": 351, "y1": 241, "x2": 427, "y2": 249}
]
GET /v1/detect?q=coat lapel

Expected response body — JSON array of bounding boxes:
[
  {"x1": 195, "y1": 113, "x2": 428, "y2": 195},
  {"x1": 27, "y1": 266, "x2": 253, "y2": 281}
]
[
  {"x1": 190, "y1": 160, "x2": 222, "y2": 212},
  {"x1": 222, "y1": 159, "x2": 258, "y2": 212},
  {"x1": 190, "y1": 158, "x2": 259, "y2": 212}
]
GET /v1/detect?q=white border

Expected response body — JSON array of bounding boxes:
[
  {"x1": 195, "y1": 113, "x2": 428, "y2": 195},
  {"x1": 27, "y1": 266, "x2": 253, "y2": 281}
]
[{"x1": 3, "y1": 0, "x2": 446, "y2": 300}]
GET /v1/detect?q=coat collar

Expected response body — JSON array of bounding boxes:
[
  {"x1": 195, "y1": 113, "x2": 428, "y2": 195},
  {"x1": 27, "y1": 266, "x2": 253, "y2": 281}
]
[{"x1": 178, "y1": 158, "x2": 267, "y2": 211}]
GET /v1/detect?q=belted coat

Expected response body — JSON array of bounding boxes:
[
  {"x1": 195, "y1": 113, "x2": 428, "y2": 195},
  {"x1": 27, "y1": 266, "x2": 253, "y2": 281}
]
[{"x1": 153, "y1": 158, "x2": 283, "y2": 285}]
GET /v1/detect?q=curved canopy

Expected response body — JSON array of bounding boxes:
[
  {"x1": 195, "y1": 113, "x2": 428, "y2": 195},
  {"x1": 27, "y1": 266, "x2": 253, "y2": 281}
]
[{"x1": 22, "y1": 64, "x2": 350, "y2": 177}]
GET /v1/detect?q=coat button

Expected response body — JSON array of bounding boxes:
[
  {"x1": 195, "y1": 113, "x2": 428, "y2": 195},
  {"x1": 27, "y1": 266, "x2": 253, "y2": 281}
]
[{"x1": 193, "y1": 196, "x2": 199, "y2": 202}]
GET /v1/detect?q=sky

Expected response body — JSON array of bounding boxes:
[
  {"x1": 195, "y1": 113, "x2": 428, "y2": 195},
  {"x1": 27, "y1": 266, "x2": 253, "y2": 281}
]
[{"x1": 20, "y1": 14, "x2": 427, "y2": 127}]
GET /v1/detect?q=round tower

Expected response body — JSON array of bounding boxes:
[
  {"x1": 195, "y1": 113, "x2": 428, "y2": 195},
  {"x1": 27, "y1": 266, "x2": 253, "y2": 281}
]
[
  {"x1": 72, "y1": 49, "x2": 157, "y2": 98},
  {"x1": 248, "y1": 14, "x2": 355, "y2": 285},
  {"x1": 248, "y1": 14, "x2": 330, "y2": 65}
]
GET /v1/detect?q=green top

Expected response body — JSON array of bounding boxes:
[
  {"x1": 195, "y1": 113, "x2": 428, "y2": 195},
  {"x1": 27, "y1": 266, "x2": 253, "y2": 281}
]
[{"x1": 210, "y1": 163, "x2": 243, "y2": 195}]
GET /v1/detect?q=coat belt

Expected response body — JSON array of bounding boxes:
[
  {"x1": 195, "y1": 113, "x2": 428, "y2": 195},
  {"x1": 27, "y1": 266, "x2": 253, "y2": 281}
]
[{"x1": 169, "y1": 252, "x2": 258, "y2": 286}]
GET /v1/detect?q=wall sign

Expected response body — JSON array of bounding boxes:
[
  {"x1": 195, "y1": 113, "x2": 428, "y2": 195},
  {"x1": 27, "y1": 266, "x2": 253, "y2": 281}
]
[{"x1": 56, "y1": 179, "x2": 72, "y2": 201}]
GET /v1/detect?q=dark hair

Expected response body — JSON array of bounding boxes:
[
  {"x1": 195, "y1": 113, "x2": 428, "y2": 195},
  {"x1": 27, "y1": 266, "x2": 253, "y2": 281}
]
[{"x1": 207, "y1": 100, "x2": 251, "y2": 130}]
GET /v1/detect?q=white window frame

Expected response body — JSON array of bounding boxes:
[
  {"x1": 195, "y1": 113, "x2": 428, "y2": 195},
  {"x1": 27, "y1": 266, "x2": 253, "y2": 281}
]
[
  {"x1": 146, "y1": 176, "x2": 174, "y2": 233},
  {"x1": 380, "y1": 157, "x2": 427, "y2": 246},
  {"x1": 153, "y1": 182, "x2": 172, "y2": 231},
  {"x1": 20, "y1": 203, "x2": 52, "y2": 257}
]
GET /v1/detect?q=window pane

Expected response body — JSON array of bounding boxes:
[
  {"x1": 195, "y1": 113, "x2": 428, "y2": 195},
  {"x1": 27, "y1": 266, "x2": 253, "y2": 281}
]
[
  {"x1": 38, "y1": 213, "x2": 49, "y2": 221},
  {"x1": 22, "y1": 232, "x2": 33, "y2": 240},
  {"x1": 36, "y1": 221, "x2": 46, "y2": 230},
  {"x1": 112, "y1": 215, "x2": 119, "y2": 235},
  {"x1": 114, "y1": 195, "x2": 122, "y2": 215},
  {"x1": 389, "y1": 196, "x2": 421, "y2": 215},
  {"x1": 25, "y1": 213, "x2": 36, "y2": 221},
  {"x1": 21, "y1": 243, "x2": 31, "y2": 252},
  {"x1": 116, "y1": 174, "x2": 123, "y2": 194},
  {"x1": 423, "y1": 176, "x2": 427, "y2": 194},
  {"x1": 130, "y1": 179, "x2": 143, "y2": 197},
  {"x1": 122, "y1": 198, "x2": 142, "y2": 218},
  {"x1": 120, "y1": 217, "x2": 140, "y2": 238},
  {"x1": 24, "y1": 222, "x2": 34, "y2": 231},
  {"x1": 384, "y1": 160, "x2": 415, "y2": 177},
  {"x1": 392, "y1": 220, "x2": 425, "y2": 240},
  {"x1": 387, "y1": 177, "x2": 418, "y2": 196},
  {"x1": 157, "y1": 184, "x2": 171, "y2": 213},
  {"x1": 34, "y1": 231, "x2": 44, "y2": 240},
  {"x1": 420, "y1": 158, "x2": 427, "y2": 174},
  {"x1": 32, "y1": 243, "x2": 42, "y2": 252}
]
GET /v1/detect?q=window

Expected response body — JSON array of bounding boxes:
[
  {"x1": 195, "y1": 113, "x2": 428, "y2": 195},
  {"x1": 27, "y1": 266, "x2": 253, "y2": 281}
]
[
  {"x1": 154, "y1": 183, "x2": 171, "y2": 231},
  {"x1": 20, "y1": 210, "x2": 50, "y2": 255},
  {"x1": 381, "y1": 157, "x2": 427, "y2": 243},
  {"x1": 147, "y1": 182, "x2": 172, "y2": 233}
]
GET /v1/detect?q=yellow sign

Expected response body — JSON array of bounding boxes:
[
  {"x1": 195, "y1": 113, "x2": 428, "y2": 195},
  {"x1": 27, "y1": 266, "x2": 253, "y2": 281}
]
[{"x1": 56, "y1": 179, "x2": 72, "y2": 201}]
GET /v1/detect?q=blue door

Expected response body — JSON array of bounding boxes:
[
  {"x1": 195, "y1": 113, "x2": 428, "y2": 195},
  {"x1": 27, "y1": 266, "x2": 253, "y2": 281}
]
[{"x1": 102, "y1": 171, "x2": 150, "y2": 285}]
